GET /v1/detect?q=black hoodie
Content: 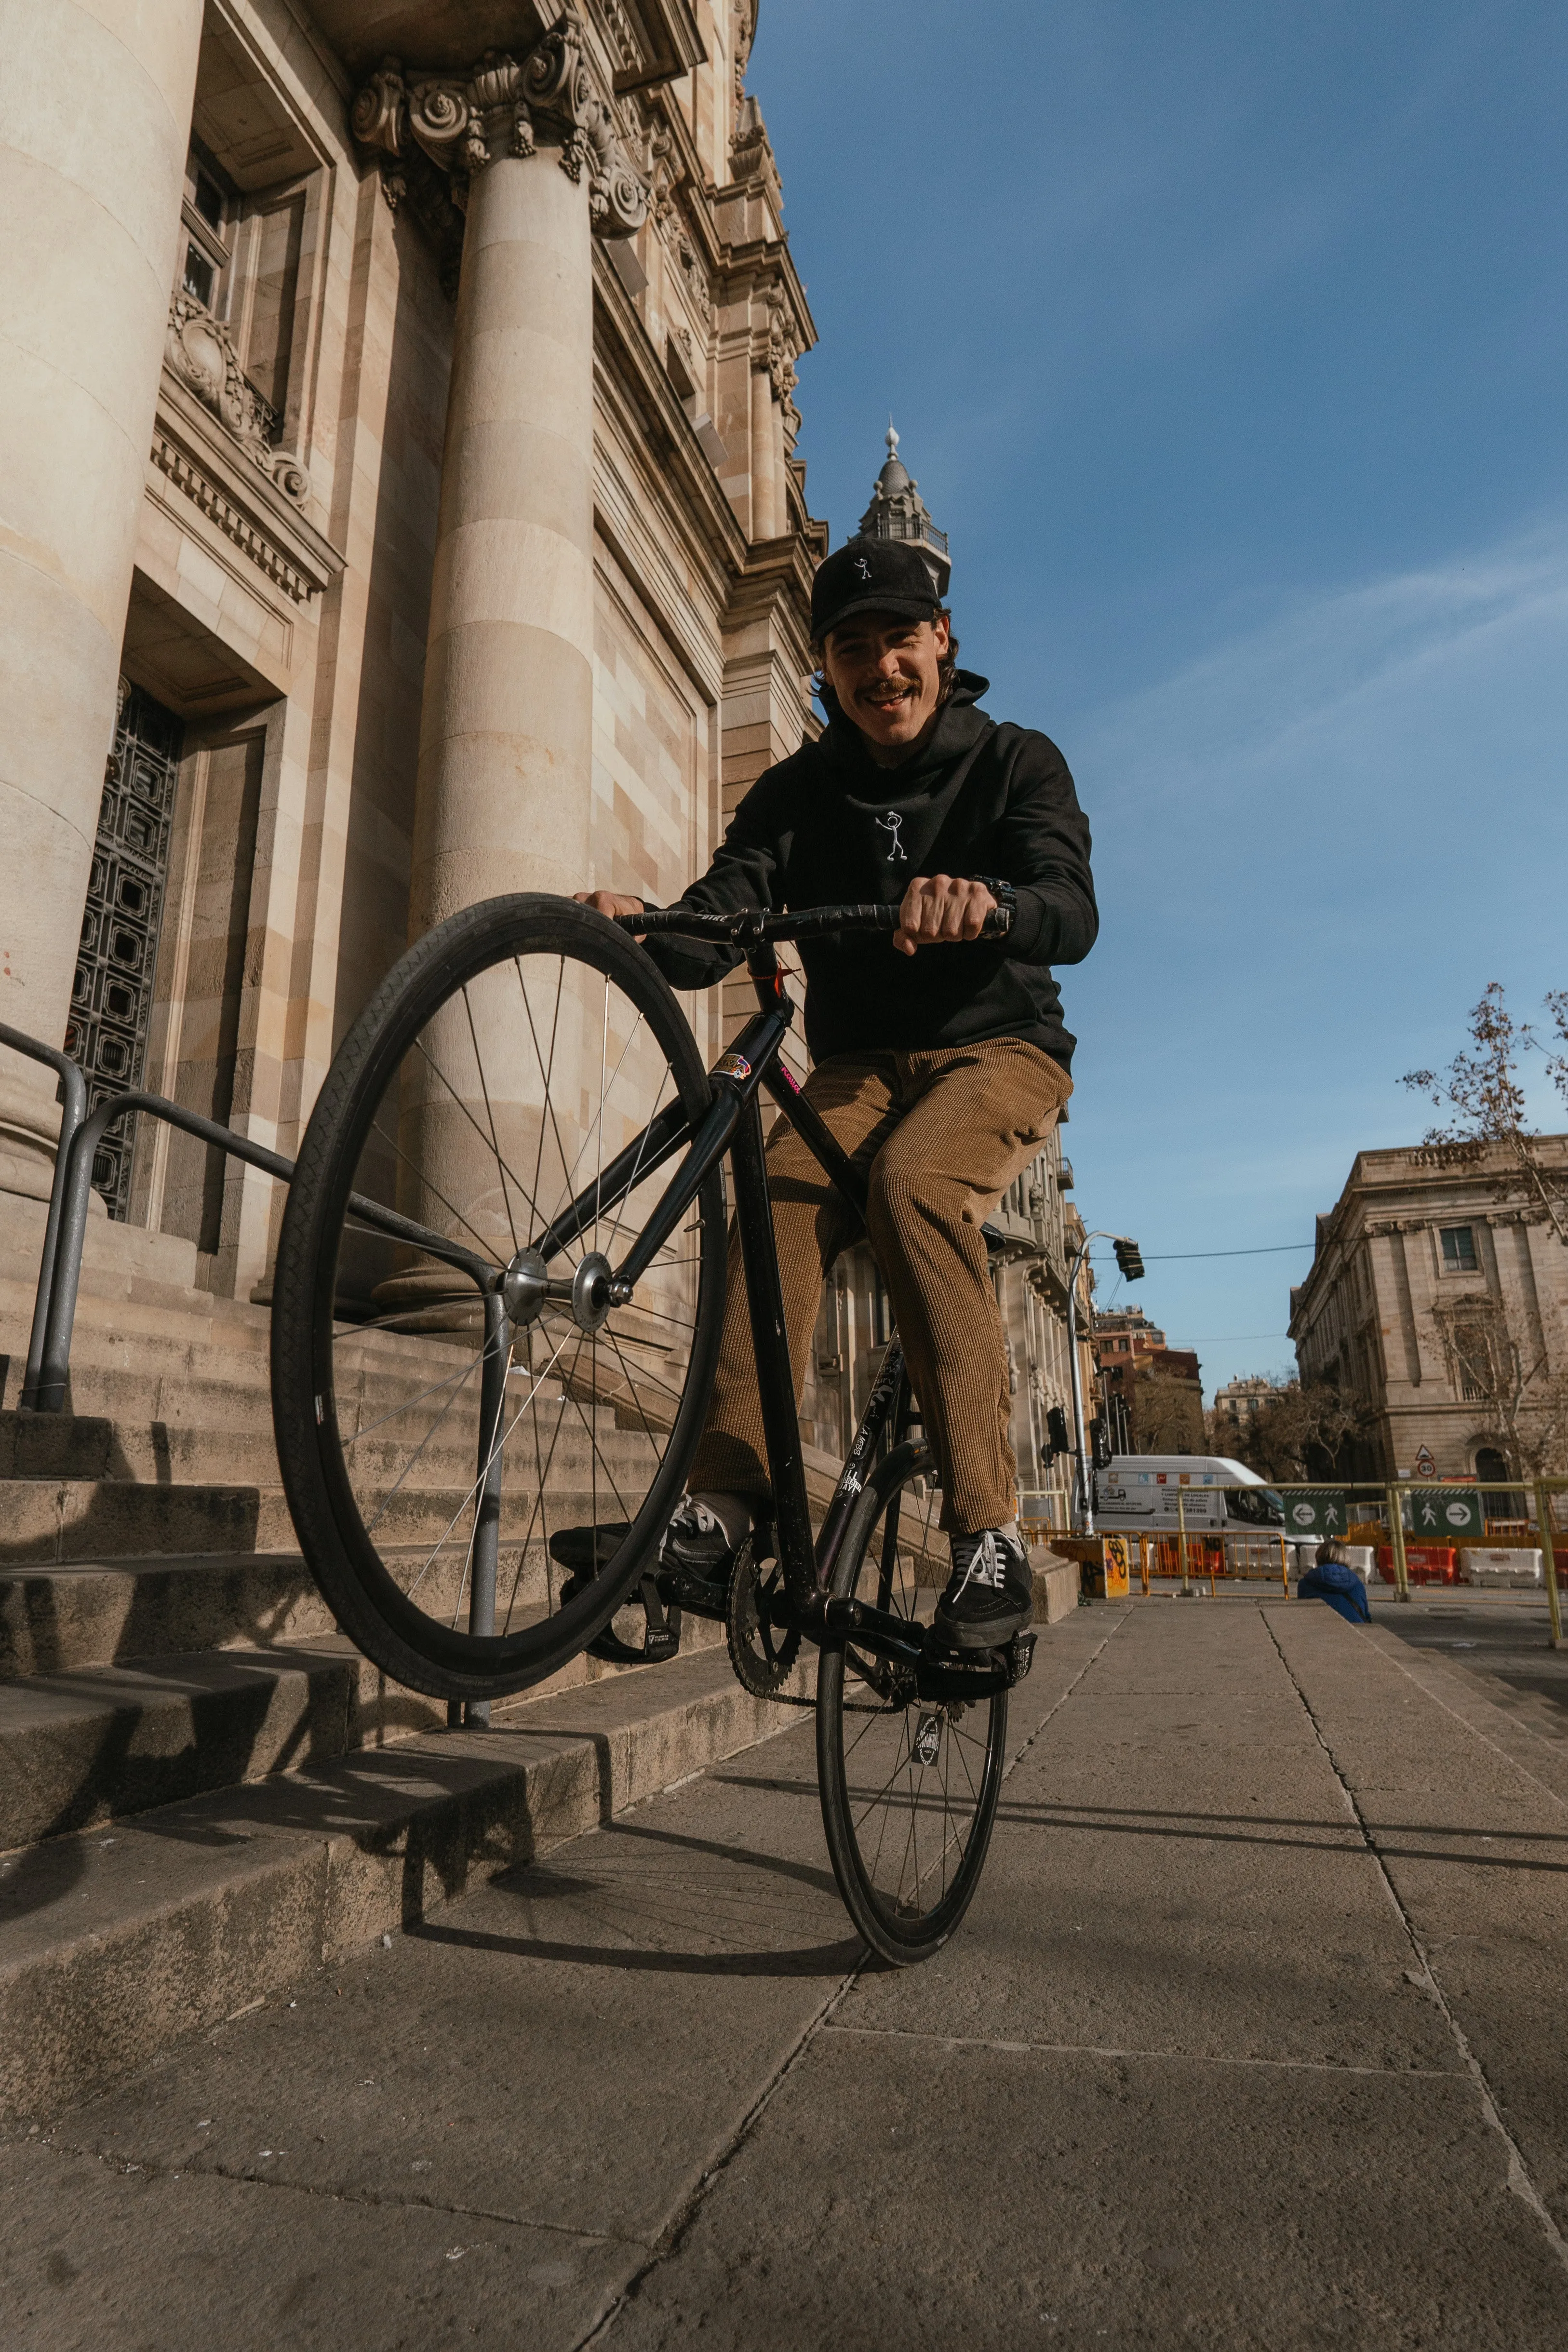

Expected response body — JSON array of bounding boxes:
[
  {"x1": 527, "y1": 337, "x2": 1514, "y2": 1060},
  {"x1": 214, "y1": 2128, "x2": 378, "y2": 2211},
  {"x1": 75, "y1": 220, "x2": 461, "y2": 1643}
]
[{"x1": 643, "y1": 672, "x2": 1097, "y2": 1072}]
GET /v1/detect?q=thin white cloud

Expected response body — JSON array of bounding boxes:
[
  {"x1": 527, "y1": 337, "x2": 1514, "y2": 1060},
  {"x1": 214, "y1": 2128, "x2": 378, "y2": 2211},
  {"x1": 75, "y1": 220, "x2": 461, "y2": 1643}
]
[{"x1": 1077, "y1": 516, "x2": 1568, "y2": 804}]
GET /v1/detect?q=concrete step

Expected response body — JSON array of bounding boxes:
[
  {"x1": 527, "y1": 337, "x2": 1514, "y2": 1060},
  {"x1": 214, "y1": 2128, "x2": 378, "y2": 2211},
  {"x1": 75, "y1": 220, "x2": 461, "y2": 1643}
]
[
  {"x1": 0, "y1": 1552, "x2": 330, "y2": 1677},
  {"x1": 0, "y1": 1640, "x2": 811, "y2": 2126},
  {"x1": 0, "y1": 1610, "x2": 731, "y2": 1855},
  {"x1": 0, "y1": 1502, "x2": 765, "y2": 1673},
  {"x1": 0, "y1": 1471, "x2": 683, "y2": 1570}
]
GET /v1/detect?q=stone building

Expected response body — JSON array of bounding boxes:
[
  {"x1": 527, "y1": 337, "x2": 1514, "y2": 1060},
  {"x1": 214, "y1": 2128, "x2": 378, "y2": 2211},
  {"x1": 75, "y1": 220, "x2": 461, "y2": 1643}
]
[
  {"x1": 1094, "y1": 1308, "x2": 1203, "y2": 1454},
  {"x1": 0, "y1": 0, "x2": 823, "y2": 1301},
  {"x1": 1211, "y1": 1374, "x2": 1275, "y2": 1448},
  {"x1": 1289, "y1": 1137, "x2": 1568, "y2": 1479}
]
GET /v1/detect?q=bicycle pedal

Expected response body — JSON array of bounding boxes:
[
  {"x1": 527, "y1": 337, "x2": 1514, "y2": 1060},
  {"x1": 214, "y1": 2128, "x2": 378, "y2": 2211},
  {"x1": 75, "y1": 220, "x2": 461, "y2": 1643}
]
[
  {"x1": 1006, "y1": 1631, "x2": 1037, "y2": 1684},
  {"x1": 643, "y1": 1626, "x2": 681, "y2": 1664}
]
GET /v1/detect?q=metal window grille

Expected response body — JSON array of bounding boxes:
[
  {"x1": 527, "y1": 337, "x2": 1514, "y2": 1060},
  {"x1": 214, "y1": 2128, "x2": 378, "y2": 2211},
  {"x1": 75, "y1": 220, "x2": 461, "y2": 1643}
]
[{"x1": 64, "y1": 681, "x2": 184, "y2": 1217}]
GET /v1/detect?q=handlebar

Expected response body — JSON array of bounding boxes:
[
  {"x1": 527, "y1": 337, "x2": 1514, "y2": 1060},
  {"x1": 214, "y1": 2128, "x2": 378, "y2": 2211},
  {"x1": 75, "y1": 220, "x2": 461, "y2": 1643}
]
[{"x1": 616, "y1": 900, "x2": 1013, "y2": 944}]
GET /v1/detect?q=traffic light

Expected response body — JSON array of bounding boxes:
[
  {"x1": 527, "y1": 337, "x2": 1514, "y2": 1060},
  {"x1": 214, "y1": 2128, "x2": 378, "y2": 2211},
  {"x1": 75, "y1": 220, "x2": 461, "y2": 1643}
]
[
  {"x1": 1090, "y1": 1414, "x2": 1111, "y2": 1468},
  {"x1": 1044, "y1": 1405, "x2": 1070, "y2": 1462},
  {"x1": 1113, "y1": 1236, "x2": 1145, "y2": 1283}
]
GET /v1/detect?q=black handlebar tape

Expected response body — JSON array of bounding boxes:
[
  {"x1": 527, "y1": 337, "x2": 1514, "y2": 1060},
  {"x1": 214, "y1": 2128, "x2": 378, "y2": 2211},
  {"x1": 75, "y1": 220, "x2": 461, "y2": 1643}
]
[{"x1": 617, "y1": 901, "x2": 1013, "y2": 942}]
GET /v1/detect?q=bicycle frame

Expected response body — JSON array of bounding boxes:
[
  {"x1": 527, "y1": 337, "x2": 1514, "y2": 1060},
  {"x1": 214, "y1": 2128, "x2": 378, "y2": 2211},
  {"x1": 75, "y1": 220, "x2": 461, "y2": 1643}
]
[{"x1": 530, "y1": 907, "x2": 1025, "y2": 1701}]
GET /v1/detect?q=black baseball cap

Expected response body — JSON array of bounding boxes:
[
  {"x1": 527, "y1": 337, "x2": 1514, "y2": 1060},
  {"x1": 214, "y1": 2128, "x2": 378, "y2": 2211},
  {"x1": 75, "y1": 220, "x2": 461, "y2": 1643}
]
[{"x1": 810, "y1": 536, "x2": 943, "y2": 644}]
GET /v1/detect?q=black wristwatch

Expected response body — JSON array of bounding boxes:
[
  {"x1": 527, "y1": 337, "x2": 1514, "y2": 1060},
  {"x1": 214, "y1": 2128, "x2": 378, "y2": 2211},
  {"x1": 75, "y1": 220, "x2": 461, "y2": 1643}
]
[{"x1": 969, "y1": 874, "x2": 1017, "y2": 932}]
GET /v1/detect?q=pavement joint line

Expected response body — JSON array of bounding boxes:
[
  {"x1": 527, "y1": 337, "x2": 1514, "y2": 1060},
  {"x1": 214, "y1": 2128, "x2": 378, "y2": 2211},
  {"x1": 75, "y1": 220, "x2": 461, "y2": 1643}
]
[
  {"x1": 31, "y1": 2132, "x2": 631, "y2": 2248},
  {"x1": 574, "y1": 1961, "x2": 867, "y2": 2350},
  {"x1": 817, "y1": 2023, "x2": 1459, "y2": 2079},
  {"x1": 1262, "y1": 1613, "x2": 1568, "y2": 2284},
  {"x1": 574, "y1": 1611, "x2": 1129, "y2": 2349}
]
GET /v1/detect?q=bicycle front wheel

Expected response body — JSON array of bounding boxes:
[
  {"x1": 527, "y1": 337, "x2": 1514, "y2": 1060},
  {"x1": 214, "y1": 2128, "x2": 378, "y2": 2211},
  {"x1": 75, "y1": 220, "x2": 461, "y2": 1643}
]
[
  {"x1": 817, "y1": 1443, "x2": 1008, "y2": 1963},
  {"x1": 270, "y1": 894, "x2": 725, "y2": 1702}
]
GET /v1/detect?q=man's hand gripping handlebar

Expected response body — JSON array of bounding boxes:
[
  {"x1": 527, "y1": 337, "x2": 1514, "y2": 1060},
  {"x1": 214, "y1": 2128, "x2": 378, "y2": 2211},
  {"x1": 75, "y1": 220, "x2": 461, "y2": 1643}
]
[{"x1": 574, "y1": 890, "x2": 1014, "y2": 950}]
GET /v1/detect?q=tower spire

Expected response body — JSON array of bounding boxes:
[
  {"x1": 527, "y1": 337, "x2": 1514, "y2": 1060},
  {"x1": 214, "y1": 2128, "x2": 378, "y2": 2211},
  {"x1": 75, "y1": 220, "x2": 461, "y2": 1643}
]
[{"x1": 856, "y1": 421, "x2": 950, "y2": 597}]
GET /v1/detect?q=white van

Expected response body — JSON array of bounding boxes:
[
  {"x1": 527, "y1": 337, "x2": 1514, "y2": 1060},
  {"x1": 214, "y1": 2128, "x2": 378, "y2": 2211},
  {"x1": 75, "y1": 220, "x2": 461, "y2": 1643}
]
[{"x1": 1093, "y1": 1455, "x2": 1285, "y2": 1534}]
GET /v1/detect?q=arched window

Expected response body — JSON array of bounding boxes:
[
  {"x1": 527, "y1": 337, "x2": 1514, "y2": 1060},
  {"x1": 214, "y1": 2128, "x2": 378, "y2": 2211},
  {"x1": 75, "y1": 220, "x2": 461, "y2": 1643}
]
[{"x1": 1475, "y1": 1446, "x2": 1522, "y2": 1527}]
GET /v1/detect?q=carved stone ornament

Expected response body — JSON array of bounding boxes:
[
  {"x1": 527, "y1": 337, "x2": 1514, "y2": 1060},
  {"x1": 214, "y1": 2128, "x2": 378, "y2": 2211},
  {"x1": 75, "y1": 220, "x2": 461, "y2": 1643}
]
[
  {"x1": 164, "y1": 292, "x2": 308, "y2": 504},
  {"x1": 350, "y1": 9, "x2": 648, "y2": 242}
]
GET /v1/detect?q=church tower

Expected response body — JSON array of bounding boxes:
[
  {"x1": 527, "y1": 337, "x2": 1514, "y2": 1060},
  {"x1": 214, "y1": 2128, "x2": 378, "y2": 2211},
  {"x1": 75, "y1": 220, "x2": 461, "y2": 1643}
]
[{"x1": 856, "y1": 423, "x2": 951, "y2": 598}]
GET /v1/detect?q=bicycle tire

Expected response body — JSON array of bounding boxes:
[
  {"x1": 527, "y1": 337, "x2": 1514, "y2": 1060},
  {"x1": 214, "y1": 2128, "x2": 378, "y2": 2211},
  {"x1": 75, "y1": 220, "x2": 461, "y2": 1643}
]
[
  {"x1": 270, "y1": 893, "x2": 725, "y2": 1702},
  {"x1": 817, "y1": 1442, "x2": 1007, "y2": 1963}
]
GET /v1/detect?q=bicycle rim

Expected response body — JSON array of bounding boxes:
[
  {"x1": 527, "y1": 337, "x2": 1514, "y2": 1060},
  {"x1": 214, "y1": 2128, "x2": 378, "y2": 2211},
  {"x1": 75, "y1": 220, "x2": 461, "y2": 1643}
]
[
  {"x1": 270, "y1": 895, "x2": 724, "y2": 1700},
  {"x1": 817, "y1": 1443, "x2": 1007, "y2": 1963}
]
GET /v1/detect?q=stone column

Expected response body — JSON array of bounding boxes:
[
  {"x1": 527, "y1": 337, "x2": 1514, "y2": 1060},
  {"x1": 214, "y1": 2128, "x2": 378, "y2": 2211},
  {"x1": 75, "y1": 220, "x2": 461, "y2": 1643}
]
[
  {"x1": 355, "y1": 23, "x2": 648, "y2": 929},
  {"x1": 350, "y1": 22, "x2": 647, "y2": 1258},
  {"x1": 0, "y1": 0, "x2": 204, "y2": 1199}
]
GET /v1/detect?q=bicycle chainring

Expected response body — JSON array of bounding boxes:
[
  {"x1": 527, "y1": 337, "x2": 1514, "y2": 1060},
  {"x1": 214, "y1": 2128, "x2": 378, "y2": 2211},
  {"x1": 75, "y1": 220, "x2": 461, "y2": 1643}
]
[{"x1": 725, "y1": 1530, "x2": 803, "y2": 1700}]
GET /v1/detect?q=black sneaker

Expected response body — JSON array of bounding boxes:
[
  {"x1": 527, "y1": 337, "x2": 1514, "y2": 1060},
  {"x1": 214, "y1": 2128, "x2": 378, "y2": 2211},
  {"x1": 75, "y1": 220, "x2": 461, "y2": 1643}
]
[
  {"x1": 934, "y1": 1527, "x2": 1034, "y2": 1651},
  {"x1": 659, "y1": 1496, "x2": 739, "y2": 1587}
]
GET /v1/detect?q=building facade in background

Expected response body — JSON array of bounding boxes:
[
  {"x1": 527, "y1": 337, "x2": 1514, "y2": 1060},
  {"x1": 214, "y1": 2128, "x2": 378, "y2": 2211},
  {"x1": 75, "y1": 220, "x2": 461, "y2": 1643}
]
[
  {"x1": 1095, "y1": 1307, "x2": 1204, "y2": 1455},
  {"x1": 1289, "y1": 1138, "x2": 1568, "y2": 1478},
  {"x1": 1210, "y1": 1374, "x2": 1275, "y2": 1451},
  {"x1": 0, "y1": 0, "x2": 1091, "y2": 1518}
]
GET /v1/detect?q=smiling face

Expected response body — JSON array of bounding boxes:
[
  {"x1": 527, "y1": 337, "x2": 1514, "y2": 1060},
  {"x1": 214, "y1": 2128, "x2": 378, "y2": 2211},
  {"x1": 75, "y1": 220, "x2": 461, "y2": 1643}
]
[{"x1": 819, "y1": 610, "x2": 951, "y2": 761}]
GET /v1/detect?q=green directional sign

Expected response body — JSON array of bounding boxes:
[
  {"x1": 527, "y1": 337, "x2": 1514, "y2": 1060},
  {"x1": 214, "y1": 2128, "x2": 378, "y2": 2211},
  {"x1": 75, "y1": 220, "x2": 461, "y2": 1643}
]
[
  {"x1": 1407, "y1": 1486, "x2": 1484, "y2": 1541},
  {"x1": 1284, "y1": 1490, "x2": 1350, "y2": 1538}
]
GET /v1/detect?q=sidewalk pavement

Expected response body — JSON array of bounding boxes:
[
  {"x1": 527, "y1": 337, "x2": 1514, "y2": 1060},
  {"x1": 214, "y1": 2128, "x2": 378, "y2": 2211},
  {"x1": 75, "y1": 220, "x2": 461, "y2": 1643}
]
[{"x1": 6, "y1": 1593, "x2": 1568, "y2": 2351}]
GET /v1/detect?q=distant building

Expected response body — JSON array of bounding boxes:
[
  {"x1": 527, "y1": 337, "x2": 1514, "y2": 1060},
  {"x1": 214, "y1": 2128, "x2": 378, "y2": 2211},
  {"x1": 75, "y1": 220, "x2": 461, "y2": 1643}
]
[
  {"x1": 1212, "y1": 1375, "x2": 1275, "y2": 1449},
  {"x1": 1288, "y1": 1137, "x2": 1568, "y2": 1478},
  {"x1": 1095, "y1": 1309, "x2": 1204, "y2": 1454}
]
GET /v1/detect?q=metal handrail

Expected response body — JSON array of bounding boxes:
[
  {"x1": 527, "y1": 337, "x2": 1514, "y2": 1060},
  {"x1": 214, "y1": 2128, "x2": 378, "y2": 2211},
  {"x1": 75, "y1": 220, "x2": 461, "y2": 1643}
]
[
  {"x1": 32, "y1": 1089, "x2": 301, "y2": 1413},
  {"x1": 0, "y1": 1021, "x2": 87, "y2": 1409},
  {"x1": 0, "y1": 1027, "x2": 493, "y2": 1414}
]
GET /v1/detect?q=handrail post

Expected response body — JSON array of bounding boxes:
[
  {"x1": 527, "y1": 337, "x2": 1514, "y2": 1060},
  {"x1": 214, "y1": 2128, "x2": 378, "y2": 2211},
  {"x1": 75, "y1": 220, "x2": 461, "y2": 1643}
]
[
  {"x1": 0, "y1": 1024, "x2": 89, "y2": 1411},
  {"x1": 32, "y1": 1108, "x2": 101, "y2": 1411},
  {"x1": 456, "y1": 1289, "x2": 510, "y2": 1730},
  {"x1": 1536, "y1": 1478, "x2": 1562, "y2": 1652},
  {"x1": 1386, "y1": 1481, "x2": 1411, "y2": 1602}
]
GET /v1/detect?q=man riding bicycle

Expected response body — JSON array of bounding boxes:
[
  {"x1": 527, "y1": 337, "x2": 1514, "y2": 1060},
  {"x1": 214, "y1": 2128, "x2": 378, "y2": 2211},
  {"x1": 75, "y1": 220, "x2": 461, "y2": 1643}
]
[{"x1": 579, "y1": 535, "x2": 1097, "y2": 1652}]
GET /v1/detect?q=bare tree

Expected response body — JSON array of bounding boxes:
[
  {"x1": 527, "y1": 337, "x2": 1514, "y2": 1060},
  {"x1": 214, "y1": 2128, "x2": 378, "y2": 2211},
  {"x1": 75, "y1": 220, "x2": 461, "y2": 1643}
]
[
  {"x1": 1207, "y1": 1375, "x2": 1372, "y2": 1482},
  {"x1": 1130, "y1": 1363, "x2": 1204, "y2": 1453},
  {"x1": 1402, "y1": 982, "x2": 1568, "y2": 1245}
]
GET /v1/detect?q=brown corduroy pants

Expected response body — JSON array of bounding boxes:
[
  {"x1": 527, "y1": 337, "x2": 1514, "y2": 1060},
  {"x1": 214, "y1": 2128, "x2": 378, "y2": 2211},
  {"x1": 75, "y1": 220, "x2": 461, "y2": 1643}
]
[{"x1": 687, "y1": 1039, "x2": 1073, "y2": 1533}]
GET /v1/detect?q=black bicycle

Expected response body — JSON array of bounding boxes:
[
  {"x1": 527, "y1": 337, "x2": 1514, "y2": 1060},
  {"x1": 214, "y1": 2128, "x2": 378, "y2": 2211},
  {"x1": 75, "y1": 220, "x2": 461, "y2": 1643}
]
[{"x1": 269, "y1": 894, "x2": 1033, "y2": 1962}]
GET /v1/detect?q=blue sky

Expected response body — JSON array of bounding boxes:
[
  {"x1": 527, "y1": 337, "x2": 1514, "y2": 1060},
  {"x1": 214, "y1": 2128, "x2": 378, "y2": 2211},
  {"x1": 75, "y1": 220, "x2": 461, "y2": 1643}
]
[{"x1": 749, "y1": 0, "x2": 1568, "y2": 1396}]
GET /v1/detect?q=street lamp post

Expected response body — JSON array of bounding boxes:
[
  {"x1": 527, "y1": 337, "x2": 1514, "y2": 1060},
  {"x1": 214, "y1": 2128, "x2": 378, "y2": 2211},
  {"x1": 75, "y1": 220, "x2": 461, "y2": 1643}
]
[{"x1": 1065, "y1": 1229, "x2": 1144, "y2": 1534}]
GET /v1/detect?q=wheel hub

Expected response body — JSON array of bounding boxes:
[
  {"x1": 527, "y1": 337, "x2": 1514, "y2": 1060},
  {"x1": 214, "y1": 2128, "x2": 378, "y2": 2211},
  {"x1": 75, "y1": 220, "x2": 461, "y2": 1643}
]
[
  {"x1": 500, "y1": 1246, "x2": 617, "y2": 1334},
  {"x1": 570, "y1": 1251, "x2": 615, "y2": 1334},
  {"x1": 501, "y1": 1247, "x2": 549, "y2": 1327}
]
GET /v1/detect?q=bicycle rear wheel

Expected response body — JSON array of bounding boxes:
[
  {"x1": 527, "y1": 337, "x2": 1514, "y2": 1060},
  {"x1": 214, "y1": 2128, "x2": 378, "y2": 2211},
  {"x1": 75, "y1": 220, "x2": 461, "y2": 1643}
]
[
  {"x1": 817, "y1": 1442, "x2": 1007, "y2": 1963},
  {"x1": 270, "y1": 894, "x2": 724, "y2": 1702}
]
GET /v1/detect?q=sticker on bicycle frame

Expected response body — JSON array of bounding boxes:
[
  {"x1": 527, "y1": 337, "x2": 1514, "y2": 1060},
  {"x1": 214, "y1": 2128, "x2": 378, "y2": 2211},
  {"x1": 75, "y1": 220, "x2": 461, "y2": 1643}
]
[{"x1": 716, "y1": 1052, "x2": 752, "y2": 1079}]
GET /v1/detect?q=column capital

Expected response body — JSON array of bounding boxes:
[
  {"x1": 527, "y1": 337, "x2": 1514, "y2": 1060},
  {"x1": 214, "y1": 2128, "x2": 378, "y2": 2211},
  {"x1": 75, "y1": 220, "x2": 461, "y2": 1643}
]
[{"x1": 351, "y1": 9, "x2": 649, "y2": 247}]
